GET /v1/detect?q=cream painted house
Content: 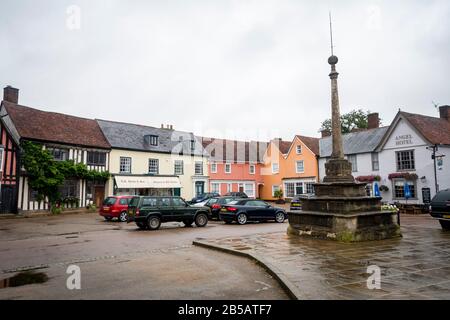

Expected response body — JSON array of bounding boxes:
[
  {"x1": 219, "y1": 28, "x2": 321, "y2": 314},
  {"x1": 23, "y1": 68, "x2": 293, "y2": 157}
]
[{"x1": 97, "y1": 120, "x2": 208, "y2": 200}]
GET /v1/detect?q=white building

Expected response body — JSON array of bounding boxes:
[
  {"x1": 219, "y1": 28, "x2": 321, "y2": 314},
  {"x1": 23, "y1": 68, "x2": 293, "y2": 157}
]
[{"x1": 319, "y1": 107, "x2": 450, "y2": 205}]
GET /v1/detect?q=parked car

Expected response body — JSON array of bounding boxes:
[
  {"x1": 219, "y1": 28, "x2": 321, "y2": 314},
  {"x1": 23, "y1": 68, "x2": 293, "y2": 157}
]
[
  {"x1": 224, "y1": 192, "x2": 248, "y2": 198},
  {"x1": 190, "y1": 192, "x2": 220, "y2": 204},
  {"x1": 219, "y1": 199, "x2": 287, "y2": 225},
  {"x1": 127, "y1": 196, "x2": 210, "y2": 230},
  {"x1": 99, "y1": 196, "x2": 134, "y2": 222},
  {"x1": 205, "y1": 196, "x2": 243, "y2": 219},
  {"x1": 429, "y1": 189, "x2": 450, "y2": 230},
  {"x1": 290, "y1": 196, "x2": 302, "y2": 211}
]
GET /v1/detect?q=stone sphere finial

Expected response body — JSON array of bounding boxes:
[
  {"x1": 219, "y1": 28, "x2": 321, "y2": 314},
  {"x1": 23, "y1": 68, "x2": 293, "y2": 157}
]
[{"x1": 328, "y1": 55, "x2": 338, "y2": 65}]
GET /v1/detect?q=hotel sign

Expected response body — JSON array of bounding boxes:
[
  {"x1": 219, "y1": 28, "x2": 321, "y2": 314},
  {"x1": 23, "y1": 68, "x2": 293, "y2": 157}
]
[{"x1": 395, "y1": 134, "x2": 413, "y2": 146}]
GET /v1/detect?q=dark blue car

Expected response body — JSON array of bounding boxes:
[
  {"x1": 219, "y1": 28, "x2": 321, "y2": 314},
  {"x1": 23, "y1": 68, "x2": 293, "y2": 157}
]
[{"x1": 219, "y1": 199, "x2": 287, "y2": 225}]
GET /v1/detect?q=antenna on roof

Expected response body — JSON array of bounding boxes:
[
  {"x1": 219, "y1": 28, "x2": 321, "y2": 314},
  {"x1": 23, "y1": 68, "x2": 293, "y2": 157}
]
[
  {"x1": 432, "y1": 101, "x2": 439, "y2": 109},
  {"x1": 329, "y1": 11, "x2": 335, "y2": 56}
]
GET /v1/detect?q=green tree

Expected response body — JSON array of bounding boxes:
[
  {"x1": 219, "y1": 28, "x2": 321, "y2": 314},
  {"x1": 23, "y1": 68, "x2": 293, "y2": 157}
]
[
  {"x1": 320, "y1": 109, "x2": 376, "y2": 134},
  {"x1": 21, "y1": 141, "x2": 65, "y2": 208}
]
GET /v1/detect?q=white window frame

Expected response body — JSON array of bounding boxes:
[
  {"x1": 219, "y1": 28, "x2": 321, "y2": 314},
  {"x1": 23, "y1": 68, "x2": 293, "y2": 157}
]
[
  {"x1": 225, "y1": 163, "x2": 232, "y2": 174},
  {"x1": 211, "y1": 183, "x2": 220, "y2": 193},
  {"x1": 211, "y1": 163, "x2": 217, "y2": 173},
  {"x1": 244, "y1": 183, "x2": 255, "y2": 198},
  {"x1": 249, "y1": 164, "x2": 256, "y2": 175},
  {"x1": 371, "y1": 152, "x2": 379, "y2": 171},
  {"x1": 148, "y1": 158, "x2": 159, "y2": 175},
  {"x1": 227, "y1": 183, "x2": 232, "y2": 193},
  {"x1": 195, "y1": 161, "x2": 203, "y2": 176},
  {"x1": 174, "y1": 160, "x2": 184, "y2": 175},
  {"x1": 272, "y1": 185, "x2": 281, "y2": 197},
  {"x1": 347, "y1": 154, "x2": 358, "y2": 172},
  {"x1": 296, "y1": 145, "x2": 302, "y2": 155},
  {"x1": 296, "y1": 160, "x2": 305, "y2": 173},
  {"x1": 120, "y1": 157, "x2": 132, "y2": 174},
  {"x1": 272, "y1": 163, "x2": 279, "y2": 174}
]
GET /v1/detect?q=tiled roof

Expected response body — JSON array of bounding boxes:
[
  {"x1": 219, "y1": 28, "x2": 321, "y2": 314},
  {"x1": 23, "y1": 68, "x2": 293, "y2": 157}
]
[
  {"x1": 279, "y1": 140, "x2": 292, "y2": 154},
  {"x1": 97, "y1": 119, "x2": 207, "y2": 156},
  {"x1": 401, "y1": 112, "x2": 450, "y2": 145},
  {"x1": 296, "y1": 135, "x2": 320, "y2": 155},
  {"x1": 201, "y1": 137, "x2": 268, "y2": 163},
  {"x1": 320, "y1": 126, "x2": 389, "y2": 157},
  {"x1": 2, "y1": 101, "x2": 110, "y2": 149}
]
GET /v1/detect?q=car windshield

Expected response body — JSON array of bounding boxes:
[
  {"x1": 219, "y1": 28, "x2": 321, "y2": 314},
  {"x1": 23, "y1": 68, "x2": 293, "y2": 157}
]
[{"x1": 103, "y1": 197, "x2": 116, "y2": 205}]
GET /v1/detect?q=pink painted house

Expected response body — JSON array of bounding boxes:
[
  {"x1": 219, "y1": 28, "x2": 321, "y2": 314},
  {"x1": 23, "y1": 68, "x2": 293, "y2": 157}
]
[{"x1": 202, "y1": 138, "x2": 268, "y2": 198}]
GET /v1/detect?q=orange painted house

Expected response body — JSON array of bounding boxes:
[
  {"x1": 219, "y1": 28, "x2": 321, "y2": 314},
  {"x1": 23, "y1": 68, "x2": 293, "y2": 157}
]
[
  {"x1": 260, "y1": 136, "x2": 320, "y2": 200},
  {"x1": 202, "y1": 138, "x2": 267, "y2": 198}
]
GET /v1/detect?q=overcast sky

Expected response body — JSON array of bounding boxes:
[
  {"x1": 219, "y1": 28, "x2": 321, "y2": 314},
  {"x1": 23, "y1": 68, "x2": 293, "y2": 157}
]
[{"x1": 1, "y1": 0, "x2": 449, "y2": 142}]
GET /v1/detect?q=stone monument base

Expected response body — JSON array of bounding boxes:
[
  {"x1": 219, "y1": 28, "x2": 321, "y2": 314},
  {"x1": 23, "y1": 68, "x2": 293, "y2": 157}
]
[{"x1": 287, "y1": 210, "x2": 402, "y2": 242}]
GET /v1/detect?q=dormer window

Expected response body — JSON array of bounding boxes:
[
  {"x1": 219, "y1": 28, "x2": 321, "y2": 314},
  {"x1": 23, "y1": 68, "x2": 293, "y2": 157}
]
[
  {"x1": 145, "y1": 135, "x2": 159, "y2": 147},
  {"x1": 190, "y1": 140, "x2": 195, "y2": 151}
]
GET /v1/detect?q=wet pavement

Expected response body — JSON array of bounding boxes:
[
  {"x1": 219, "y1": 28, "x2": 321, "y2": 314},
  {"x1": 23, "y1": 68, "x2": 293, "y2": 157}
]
[
  {"x1": 195, "y1": 215, "x2": 450, "y2": 300},
  {"x1": 0, "y1": 212, "x2": 288, "y2": 300}
]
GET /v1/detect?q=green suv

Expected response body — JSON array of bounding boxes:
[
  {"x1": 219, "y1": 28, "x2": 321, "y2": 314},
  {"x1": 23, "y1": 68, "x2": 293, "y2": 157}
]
[{"x1": 127, "y1": 196, "x2": 210, "y2": 230}]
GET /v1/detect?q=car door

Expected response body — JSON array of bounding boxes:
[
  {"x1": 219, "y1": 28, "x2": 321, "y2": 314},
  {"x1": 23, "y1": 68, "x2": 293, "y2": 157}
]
[
  {"x1": 243, "y1": 200, "x2": 260, "y2": 220},
  {"x1": 256, "y1": 201, "x2": 275, "y2": 220},
  {"x1": 171, "y1": 197, "x2": 189, "y2": 220},
  {"x1": 158, "y1": 197, "x2": 174, "y2": 222}
]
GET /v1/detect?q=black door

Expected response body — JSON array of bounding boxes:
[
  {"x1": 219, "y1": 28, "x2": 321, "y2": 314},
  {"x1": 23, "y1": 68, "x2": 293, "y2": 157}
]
[{"x1": 0, "y1": 185, "x2": 17, "y2": 214}]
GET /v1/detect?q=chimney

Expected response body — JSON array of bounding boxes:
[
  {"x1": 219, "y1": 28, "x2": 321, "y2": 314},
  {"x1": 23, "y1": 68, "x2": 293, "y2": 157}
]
[
  {"x1": 321, "y1": 129, "x2": 331, "y2": 138},
  {"x1": 161, "y1": 124, "x2": 164, "y2": 128},
  {"x1": 3, "y1": 86, "x2": 19, "y2": 104},
  {"x1": 439, "y1": 105, "x2": 450, "y2": 122},
  {"x1": 368, "y1": 113, "x2": 380, "y2": 129}
]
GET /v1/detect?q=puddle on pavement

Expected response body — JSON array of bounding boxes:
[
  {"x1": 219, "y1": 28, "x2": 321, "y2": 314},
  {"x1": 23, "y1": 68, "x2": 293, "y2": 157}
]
[{"x1": 0, "y1": 271, "x2": 49, "y2": 289}]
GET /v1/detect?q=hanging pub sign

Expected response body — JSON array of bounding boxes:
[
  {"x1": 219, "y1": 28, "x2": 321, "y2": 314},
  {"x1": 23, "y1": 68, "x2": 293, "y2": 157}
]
[{"x1": 437, "y1": 155, "x2": 444, "y2": 170}]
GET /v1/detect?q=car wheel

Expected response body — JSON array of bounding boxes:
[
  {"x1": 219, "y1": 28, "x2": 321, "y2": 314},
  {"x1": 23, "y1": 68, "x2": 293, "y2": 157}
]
[
  {"x1": 275, "y1": 211, "x2": 286, "y2": 223},
  {"x1": 104, "y1": 216, "x2": 113, "y2": 221},
  {"x1": 147, "y1": 216, "x2": 161, "y2": 230},
  {"x1": 118, "y1": 211, "x2": 128, "y2": 222},
  {"x1": 195, "y1": 213, "x2": 208, "y2": 227},
  {"x1": 183, "y1": 220, "x2": 193, "y2": 227},
  {"x1": 136, "y1": 222, "x2": 147, "y2": 230},
  {"x1": 439, "y1": 220, "x2": 450, "y2": 230},
  {"x1": 237, "y1": 213, "x2": 247, "y2": 225}
]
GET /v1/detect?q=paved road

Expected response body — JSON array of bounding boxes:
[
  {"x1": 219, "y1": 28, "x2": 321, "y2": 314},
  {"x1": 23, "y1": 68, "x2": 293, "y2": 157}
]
[{"x1": 0, "y1": 212, "x2": 289, "y2": 300}]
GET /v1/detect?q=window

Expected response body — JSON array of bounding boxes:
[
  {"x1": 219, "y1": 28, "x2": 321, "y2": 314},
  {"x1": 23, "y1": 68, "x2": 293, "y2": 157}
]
[
  {"x1": 211, "y1": 183, "x2": 220, "y2": 193},
  {"x1": 47, "y1": 148, "x2": 68, "y2": 161},
  {"x1": 296, "y1": 145, "x2": 302, "y2": 155},
  {"x1": 305, "y1": 182, "x2": 315, "y2": 194},
  {"x1": 296, "y1": 183, "x2": 304, "y2": 195},
  {"x1": 211, "y1": 163, "x2": 217, "y2": 173},
  {"x1": 371, "y1": 153, "x2": 379, "y2": 171},
  {"x1": 247, "y1": 200, "x2": 266, "y2": 207},
  {"x1": 396, "y1": 150, "x2": 415, "y2": 171},
  {"x1": 296, "y1": 161, "x2": 305, "y2": 173},
  {"x1": 272, "y1": 163, "x2": 279, "y2": 174},
  {"x1": 190, "y1": 140, "x2": 196, "y2": 151},
  {"x1": 59, "y1": 179, "x2": 79, "y2": 198},
  {"x1": 172, "y1": 198, "x2": 186, "y2": 207},
  {"x1": 284, "y1": 183, "x2": 295, "y2": 198},
  {"x1": 87, "y1": 152, "x2": 106, "y2": 166},
  {"x1": 148, "y1": 135, "x2": 159, "y2": 146},
  {"x1": 174, "y1": 160, "x2": 184, "y2": 175},
  {"x1": 272, "y1": 185, "x2": 281, "y2": 197},
  {"x1": 393, "y1": 179, "x2": 416, "y2": 199},
  {"x1": 227, "y1": 183, "x2": 232, "y2": 193},
  {"x1": 347, "y1": 155, "x2": 358, "y2": 172},
  {"x1": 249, "y1": 164, "x2": 256, "y2": 175},
  {"x1": 119, "y1": 198, "x2": 129, "y2": 205},
  {"x1": 148, "y1": 159, "x2": 159, "y2": 175},
  {"x1": 195, "y1": 162, "x2": 203, "y2": 175},
  {"x1": 160, "y1": 198, "x2": 171, "y2": 207},
  {"x1": 225, "y1": 163, "x2": 231, "y2": 174},
  {"x1": 142, "y1": 197, "x2": 158, "y2": 207},
  {"x1": 244, "y1": 183, "x2": 255, "y2": 198},
  {"x1": 120, "y1": 157, "x2": 132, "y2": 173}
]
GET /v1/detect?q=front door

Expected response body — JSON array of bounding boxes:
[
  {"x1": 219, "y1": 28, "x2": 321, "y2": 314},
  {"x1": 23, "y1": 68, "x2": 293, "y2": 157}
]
[
  {"x1": 195, "y1": 182, "x2": 205, "y2": 197},
  {"x1": 94, "y1": 187, "x2": 105, "y2": 208}
]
